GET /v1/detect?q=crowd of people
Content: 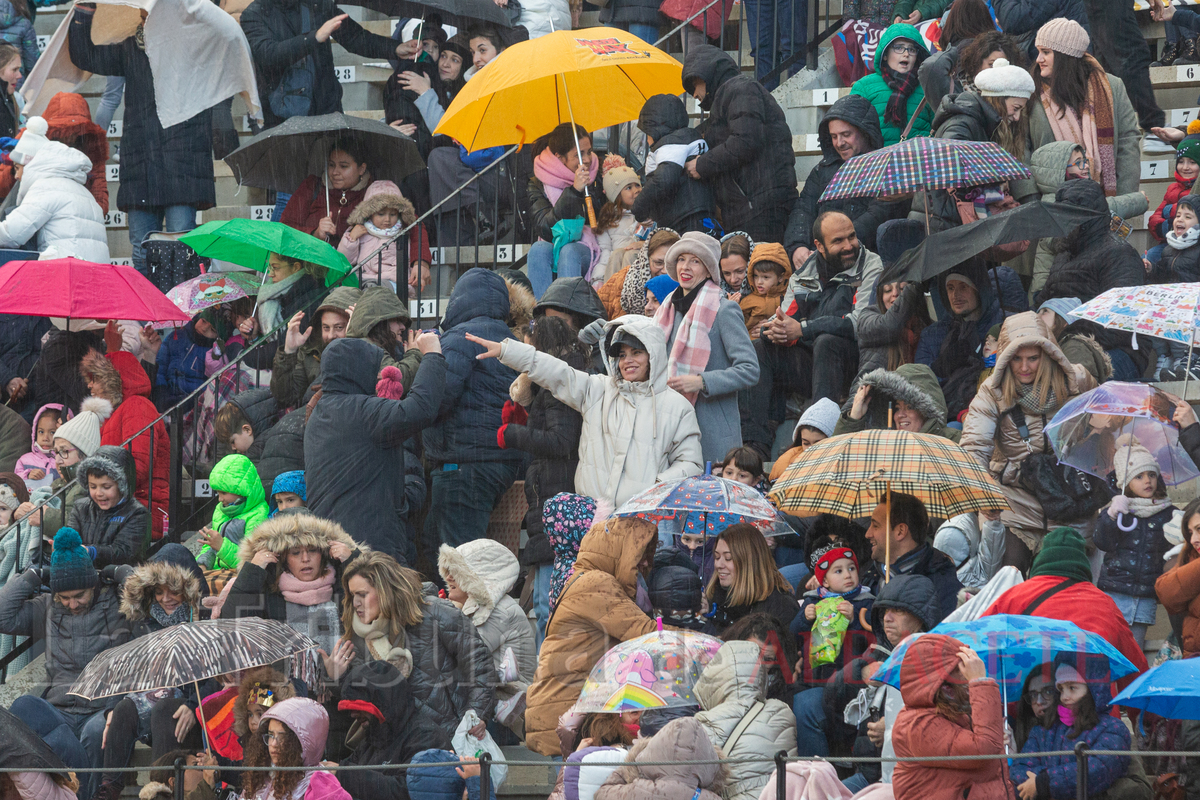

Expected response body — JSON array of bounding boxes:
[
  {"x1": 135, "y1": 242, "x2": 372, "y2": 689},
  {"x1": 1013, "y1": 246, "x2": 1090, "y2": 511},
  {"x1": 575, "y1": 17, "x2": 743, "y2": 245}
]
[{"x1": 0, "y1": 0, "x2": 1200, "y2": 798}]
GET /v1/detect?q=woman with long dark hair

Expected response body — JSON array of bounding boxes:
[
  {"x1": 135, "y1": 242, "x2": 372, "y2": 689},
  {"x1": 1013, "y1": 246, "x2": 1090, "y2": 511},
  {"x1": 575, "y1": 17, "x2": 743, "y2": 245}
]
[
  {"x1": 921, "y1": 30, "x2": 1025, "y2": 115},
  {"x1": 918, "y1": 0, "x2": 999, "y2": 108},
  {"x1": 1027, "y1": 19, "x2": 1145, "y2": 223}
]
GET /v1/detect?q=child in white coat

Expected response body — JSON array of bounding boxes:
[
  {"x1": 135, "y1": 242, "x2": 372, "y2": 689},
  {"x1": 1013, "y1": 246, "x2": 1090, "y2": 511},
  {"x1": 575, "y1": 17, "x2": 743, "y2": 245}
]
[
  {"x1": 467, "y1": 314, "x2": 703, "y2": 507},
  {"x1": 594, "y1": 156, "x2": 642, "y2": 287}
]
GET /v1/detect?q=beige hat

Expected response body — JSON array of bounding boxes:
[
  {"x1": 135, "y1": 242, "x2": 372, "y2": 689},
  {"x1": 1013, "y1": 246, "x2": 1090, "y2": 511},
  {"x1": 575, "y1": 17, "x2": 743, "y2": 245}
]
[
  {"x1": 1036, "y1": 19, "x2": 1090, "y2": 59},
  {"x1": 1113, "y1": 435, "x2": 1159, "y2": 490},
  {"x1": 665, "y1": 231, "x2": 722, "y2": 285}
]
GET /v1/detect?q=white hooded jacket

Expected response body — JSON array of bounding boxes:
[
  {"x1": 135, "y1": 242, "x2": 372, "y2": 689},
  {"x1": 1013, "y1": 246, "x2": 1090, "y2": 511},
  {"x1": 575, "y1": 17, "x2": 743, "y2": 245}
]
[
  {"x1": 0, "y1": 141, "x2": 109, "y2": 262},
  {"x1": 498, "y1": 314, "x2": 703, "y2": 507}
]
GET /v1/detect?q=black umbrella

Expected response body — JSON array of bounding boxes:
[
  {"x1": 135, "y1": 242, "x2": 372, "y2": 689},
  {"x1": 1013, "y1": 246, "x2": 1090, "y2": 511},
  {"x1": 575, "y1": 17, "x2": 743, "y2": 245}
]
[
  {"x1": 338, "y1": 0, "x2": 510, "y2": 32},
  {"x1": 882, "y1": 200, "x2": 1105, "y2": 284},
  {"x1": 0, "y1": 706, "x2": 71, "y2": 777},
  {"x1": 224, "y1": 113, "x2": 425, "y2": 196}
]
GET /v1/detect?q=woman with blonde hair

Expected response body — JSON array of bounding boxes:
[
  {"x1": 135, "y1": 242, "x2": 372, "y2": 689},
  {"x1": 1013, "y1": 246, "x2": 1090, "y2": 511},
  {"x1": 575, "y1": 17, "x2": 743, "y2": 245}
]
[
  {"x1": 702, "y1": 523, "x2": 798, "y2": 635},
  {"x1": 340, "y1": 551, "x2": 496, "y2": 738},
  {"x1": 960, "y1": 311, "x2": 1096, "y2": 572}
]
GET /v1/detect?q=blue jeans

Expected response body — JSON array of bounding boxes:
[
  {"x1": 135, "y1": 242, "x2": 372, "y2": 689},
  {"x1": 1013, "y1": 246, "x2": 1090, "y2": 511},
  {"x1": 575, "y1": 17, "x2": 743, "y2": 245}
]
[
  {"x1": 128, "y1": 205, "x2": 198, "y2": 276},
  {"x1": 527, "y1": 240, "x2": 591, "y2": 299},
  {"x1": 626, "y1": 22, "x2": 659, "y2": 44},
  {"x1": 94, "y1": 76, "x2": 125, "y2": 132},
  {"x1": 534, "y1": 562, "x2": 552, "y2": 648},
  {"x1": 741, "y1": 0, "x2": 803, "y2": 89},
  {"x1": 793, "y1": 687, "x2": 829, "y2": 757},
  {"x1": 425, "y1": 461, "x2": 521, "y2": 548},
  {"x1": 12, "y1": 695, "x2": 107, "y2": 799},
  {"x1": 272, "y1": 192, "x2": 293, "y2": 223},
  {"x1": 842, "y1": 773, "x2": 870, "y2": 793},
  {"x1": 1107, "y1": 348, "x2": 1141, "y2": 381}
]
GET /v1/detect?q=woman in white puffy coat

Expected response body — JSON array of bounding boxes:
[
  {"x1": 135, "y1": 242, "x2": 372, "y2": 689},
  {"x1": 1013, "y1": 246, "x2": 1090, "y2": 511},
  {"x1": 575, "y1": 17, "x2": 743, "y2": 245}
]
[
  {"x1": 468, "y1": 314, "x2": 704, "y2": 508},
  {"x1": 0, "y1": 137, "x2": 109, "y2": 262},
  {"x1": 438, "y1": 539, "x2": 538, "y2": 713},
  {"x1": 694, "y1": 641, "x2": 798, "y2": 800}
]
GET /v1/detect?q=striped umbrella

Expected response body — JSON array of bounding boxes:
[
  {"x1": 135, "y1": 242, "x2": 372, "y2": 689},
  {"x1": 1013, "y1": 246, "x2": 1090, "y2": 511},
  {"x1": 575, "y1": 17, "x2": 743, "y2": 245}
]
[
  {"x1": 768, "y1": 429, "x2": 1008, "y2": 520},
  {"x1": 819, "y1": 138, "x2": 1031, "y2": 202},
  {"x1": 68, "y1": 618, "x2": 317, "y2": 700}
]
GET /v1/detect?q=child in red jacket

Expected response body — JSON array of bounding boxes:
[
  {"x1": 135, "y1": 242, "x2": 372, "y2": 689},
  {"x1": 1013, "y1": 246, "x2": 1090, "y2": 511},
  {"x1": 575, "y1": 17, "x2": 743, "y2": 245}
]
[{"x1": 1150, "y1": 121, "x2": 1200, "y2": 242}]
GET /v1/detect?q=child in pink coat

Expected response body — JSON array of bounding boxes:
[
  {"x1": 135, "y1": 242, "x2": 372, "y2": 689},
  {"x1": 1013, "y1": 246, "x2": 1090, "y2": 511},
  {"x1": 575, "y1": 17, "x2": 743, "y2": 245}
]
[
  {"x1": 337, "y1": 180, "x2": 433, "y2": 292},
  {"x1": 15, "y1": 403, "x2": 69, "y2": 489}
]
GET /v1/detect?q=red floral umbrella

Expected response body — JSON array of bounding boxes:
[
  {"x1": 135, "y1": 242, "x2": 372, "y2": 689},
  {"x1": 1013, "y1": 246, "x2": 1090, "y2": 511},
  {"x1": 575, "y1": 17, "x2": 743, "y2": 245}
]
[{"x1": 0, "y1": 257, "x2": 191, "y2": 323}]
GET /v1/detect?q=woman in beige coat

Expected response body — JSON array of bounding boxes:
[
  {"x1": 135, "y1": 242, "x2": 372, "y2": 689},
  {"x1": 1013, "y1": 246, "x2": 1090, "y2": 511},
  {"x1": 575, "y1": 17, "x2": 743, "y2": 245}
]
[{"x1": 960, "y1": 311, "x2": 1096, "y2": 571}]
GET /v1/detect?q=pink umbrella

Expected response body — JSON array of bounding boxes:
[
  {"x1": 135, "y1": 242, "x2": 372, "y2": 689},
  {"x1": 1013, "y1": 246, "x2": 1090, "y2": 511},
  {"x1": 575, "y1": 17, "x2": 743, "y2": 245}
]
[{"x1": 0, "y1": 258, "x2": 191, "y2": 323}]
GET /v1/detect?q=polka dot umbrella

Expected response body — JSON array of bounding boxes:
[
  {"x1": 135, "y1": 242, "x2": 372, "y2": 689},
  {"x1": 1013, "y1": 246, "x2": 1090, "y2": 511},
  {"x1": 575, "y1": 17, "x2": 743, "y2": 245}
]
[{"x1": 613, "y1": 472, "x2": 793, "y2": 538}]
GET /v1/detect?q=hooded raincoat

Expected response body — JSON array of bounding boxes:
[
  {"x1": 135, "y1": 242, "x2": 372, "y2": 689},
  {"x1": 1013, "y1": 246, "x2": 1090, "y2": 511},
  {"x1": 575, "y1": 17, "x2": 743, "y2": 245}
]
[
  {"x1": 633, "y1": 94, "x2": 717, "y2": 234},
  {"x1": 0, "y1": 141, "x2": 108, "y2": 261},
  {"x1": 496, "y1": 315, "x2": 703, "y2": 508},
  {"x1": 68, "y1": 445, "x2": 150, "y2": 567},
  {"x1": 833, "y1": 363, "x2": 962, "y2": 441},
  {"x1": 201, "y1": 453, "x2": 270, "y2": 570},
  {"x1": 255, "y1": 698, "x2": 350, "y2": 800},
  {"x1": 849, "y1": 25, "x2": 933, "y2": 147}
]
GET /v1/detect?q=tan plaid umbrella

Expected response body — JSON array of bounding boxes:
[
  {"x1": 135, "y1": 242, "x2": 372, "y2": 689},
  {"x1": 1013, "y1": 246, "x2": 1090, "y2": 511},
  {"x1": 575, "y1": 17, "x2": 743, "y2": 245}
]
[{"x1": 768, "y1": 429, "x2": 1008, "y2": 520}]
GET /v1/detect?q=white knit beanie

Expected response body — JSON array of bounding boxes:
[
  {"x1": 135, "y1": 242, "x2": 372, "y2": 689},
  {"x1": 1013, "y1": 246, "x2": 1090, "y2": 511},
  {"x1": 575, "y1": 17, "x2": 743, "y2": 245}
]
[
  {"x1": 53, "y1": 397, "x2": 111, "y2": 458},
  {"x1": 10, "y1": 116, "x2": 50, "y2": 166},
  {"x1": 794, "y1": 397, "x2": 841, "y2": 442},
  {"x1": 0, "y1": 484, "x2": 17, "y2": 511},
  {"x1": 1113, "y1": 435, "x2": 1160, "y2": 491},
  {"x1": 974, "y1": 58, "x2": 1035, "y2": 99}
]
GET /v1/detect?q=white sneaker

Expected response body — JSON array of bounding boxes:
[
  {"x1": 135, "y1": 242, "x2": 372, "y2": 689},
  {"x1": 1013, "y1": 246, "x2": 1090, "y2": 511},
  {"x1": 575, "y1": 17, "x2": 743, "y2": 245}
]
[{"x1": 497, "y1": 648, "x2": 519, "y2": 684}]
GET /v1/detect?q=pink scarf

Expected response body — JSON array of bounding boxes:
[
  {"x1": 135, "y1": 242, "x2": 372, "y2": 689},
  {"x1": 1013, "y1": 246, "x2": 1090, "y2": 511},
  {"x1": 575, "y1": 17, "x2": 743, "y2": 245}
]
[
  {"x1": 533, "y1": 147, "x2": 600, "y2": 270},
  {"x1": 1057, "y1": 705, "x2": 1075, "y2": 727},
  {"x1": 653, "y1": 280, "x2": 721, "y2": 404},
  {"x1": 1040, "y1": 56, "x2": 1117, "y2": 196},
  {"x1": 277, "y1": 566, "x2": 336, "y2": 606}
]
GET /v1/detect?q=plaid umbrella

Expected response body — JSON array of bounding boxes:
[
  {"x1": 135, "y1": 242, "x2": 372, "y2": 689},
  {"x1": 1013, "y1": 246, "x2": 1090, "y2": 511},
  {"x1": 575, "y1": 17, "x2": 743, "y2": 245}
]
[
  {"x1": 69, "y1": 619, "x2": 317, "y2": 699},
  {"x1": 768, "y1": 429, "x2": 1008, "y2": 519},
  {"x1": 819, "y1": 138, "x2": 1032, "y2": 202}
]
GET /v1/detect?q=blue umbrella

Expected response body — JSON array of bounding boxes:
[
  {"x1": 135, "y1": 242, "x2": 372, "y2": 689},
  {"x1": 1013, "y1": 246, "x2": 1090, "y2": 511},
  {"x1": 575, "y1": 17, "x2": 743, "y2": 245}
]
[
  {"x1": 612, "y1": 472, "x2": 794, "y2": 537},
  {"x1": 874, "y1": 615, "x2": 1141, "y2": 692},
  {"x1": 1112, "y1": 660, "x2": 1200, "y2": 719}
]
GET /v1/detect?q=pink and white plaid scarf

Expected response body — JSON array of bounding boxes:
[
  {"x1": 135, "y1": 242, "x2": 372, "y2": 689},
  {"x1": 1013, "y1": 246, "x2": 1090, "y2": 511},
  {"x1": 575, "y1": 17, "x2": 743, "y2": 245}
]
[{"x1": 653, "y1": 280, "x2": 721, "y2": 404}]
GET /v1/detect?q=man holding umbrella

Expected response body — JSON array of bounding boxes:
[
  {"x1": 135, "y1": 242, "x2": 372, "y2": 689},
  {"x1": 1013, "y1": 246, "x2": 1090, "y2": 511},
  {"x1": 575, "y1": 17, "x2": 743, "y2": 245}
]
[{"x1": 242, "y1": 0, "x2": 421, "y2": 130}]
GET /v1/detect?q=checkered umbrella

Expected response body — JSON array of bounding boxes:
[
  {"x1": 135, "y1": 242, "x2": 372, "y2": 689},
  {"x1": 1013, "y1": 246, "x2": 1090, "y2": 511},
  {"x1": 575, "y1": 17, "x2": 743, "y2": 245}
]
[
  {"x1": 819, "y1": 138, "x2": 1032, "y2": 202},
  {"x1": 768, "y1": 429, "x2": 1008, "y2": 519}
]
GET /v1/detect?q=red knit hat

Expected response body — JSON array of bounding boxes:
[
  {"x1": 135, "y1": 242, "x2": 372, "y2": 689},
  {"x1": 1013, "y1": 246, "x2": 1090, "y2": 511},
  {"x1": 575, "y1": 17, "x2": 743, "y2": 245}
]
[{"x1": 811, "y1": 543, "x2": 857, "y2": 587}]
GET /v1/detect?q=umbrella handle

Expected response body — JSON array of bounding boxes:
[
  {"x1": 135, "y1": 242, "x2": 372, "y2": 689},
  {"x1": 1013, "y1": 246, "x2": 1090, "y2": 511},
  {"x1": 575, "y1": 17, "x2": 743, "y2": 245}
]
[
  {"x1": 194, "y1": 679, "x2": 211, "y2": 756},
  {"x1": 584, "y1": 196, "x2": 597, "y2": 229}
]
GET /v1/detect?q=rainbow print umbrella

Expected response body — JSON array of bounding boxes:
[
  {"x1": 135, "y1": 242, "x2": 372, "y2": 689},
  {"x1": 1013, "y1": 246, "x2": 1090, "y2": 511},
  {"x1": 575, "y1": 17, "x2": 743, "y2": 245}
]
[{"x1": 575, "y1": 628, "x2": 723, "y2": 712}]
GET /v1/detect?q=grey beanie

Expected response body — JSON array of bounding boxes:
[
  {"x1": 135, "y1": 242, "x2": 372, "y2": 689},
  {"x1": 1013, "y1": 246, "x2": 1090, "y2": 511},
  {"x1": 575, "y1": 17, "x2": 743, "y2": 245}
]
[{"x1": 665, "y1": 232, "x2": 722, "y2": 286}]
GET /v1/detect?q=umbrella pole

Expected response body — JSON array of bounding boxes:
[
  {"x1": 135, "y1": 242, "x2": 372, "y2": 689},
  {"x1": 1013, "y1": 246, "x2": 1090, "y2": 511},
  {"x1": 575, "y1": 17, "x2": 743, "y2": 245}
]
[
  {"x1": 1185, "y1": 294, "x2": 1199, "y2": 399},
  {"x1": 559, "y1": 74, "x2": 598, "y2": 229},
  {"x1": 249, "y1": 269, "x2": 270, "y2": 323},
  {"x1": 884, "y1": 480, "x2": 891, "y2": 584},
  {"x1": 923, "y1": 187, "x2": 930, "y2": 236},
  {"x1": 193, "y1": 679, "x2": 211, "y2": 755}
]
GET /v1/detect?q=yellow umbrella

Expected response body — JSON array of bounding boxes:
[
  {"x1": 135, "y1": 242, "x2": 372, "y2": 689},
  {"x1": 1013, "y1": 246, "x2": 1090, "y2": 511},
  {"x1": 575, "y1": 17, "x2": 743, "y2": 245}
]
[{"x1": 434, "y1": 26, "x2": 683, "y2": 152}]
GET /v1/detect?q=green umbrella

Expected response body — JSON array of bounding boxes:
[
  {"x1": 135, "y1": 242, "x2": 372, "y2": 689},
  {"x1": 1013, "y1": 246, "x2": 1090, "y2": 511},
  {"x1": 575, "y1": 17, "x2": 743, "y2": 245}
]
[{"x1": 180, "y1": 219, "x2": 355, "y2": 288}]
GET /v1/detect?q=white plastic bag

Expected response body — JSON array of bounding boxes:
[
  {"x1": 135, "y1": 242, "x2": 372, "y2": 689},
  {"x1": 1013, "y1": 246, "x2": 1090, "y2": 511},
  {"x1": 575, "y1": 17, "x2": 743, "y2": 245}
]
[{"x1": 452, "y1": 709, "x2": 508, "y2": 789}]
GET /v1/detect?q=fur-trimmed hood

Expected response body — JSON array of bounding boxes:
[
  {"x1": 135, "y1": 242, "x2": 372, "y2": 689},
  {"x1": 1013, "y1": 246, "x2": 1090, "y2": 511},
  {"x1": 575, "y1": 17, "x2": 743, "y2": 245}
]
[
  {"x1": 612, "y1": 717, "x2": 728, "y2": 798},
  {"x1": 234, "y1": 666, "x2": 297, "y2": 738},
  {"x1": 139, "y1": 782, "x2": 171, "y2": 800},
  {"x1": 347, "y1": 180, "x2": 417, "y2": 228},
  {"x1": 120, "y1": 558, "x2": 206, "y2": 622},
  {"x1": 235, "y1": 511, "x2": 364, "y2": 565},
  {"x1": 437, "y1": 539, "x2": 520, "y2": 626},
  {"x1": 505, "y1": 275, "x2": 536, "y2": 337},
  {"x1": 844, "y1": 363, "x2": 949, "y2": 433},
  {"x1": 76, "y1": 444, "x2": 136, "y2": 500},
  {"x1": 80, "y1": 350, "x2": 125, "y2": 407}
]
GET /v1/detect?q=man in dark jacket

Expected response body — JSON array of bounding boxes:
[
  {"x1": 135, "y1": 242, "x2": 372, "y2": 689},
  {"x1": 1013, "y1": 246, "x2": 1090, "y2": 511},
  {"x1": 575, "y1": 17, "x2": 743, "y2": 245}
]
[
  {"x1": 1038, "y1": 179, "x2": 1146, "y2": 380},
  {"x1": 336, "y1": 660, "x2": 453, "y2": 800},
  {"x1": 0, "y1": 314, "x2": 50, "y2": 409},
  {"x1": 783, "y1": 95, "x2": 905, "y2": 266},
  {"x1": 67, "y1": 7, "x2": 213, "y2": 277},
  {"x1": 633, "y1": 94, "x2": 717, "y2": 235},
  {"x1": 681, "y1": 45, "x2": 798, "y2": 242},
  {"x1": 305, "y1": 335, "x2": 445, "y2": 564},
  {"x1": 740, "y1": 211, "x2": 872, "y2": 458},
  {"x1": 424, "y1": 269, "x2": 521, "y2": 549},
  {"x1": 0, "y1": 528, "x2": 131, "y2": 800},
  {"x1": 255, "y1": 406, "x2": 307, "y2": 502},
  {"x1": 860, "y1": 493, "x2": 962, "y2": 625},
  {"x1": 270, "y1": 286, "x2": 360, "y2": 408},
  {"x1": 241, "y1": 0, "x2": 420, "y2": 129}
]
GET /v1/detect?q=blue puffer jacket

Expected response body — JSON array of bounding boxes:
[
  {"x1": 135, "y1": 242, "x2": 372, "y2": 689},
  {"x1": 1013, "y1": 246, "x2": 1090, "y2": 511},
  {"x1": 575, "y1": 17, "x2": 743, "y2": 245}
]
[
  {"x1": 1010, "y1": 652, "x2": 1131, "y2": 799},
  {"x1": 425, "y1": 268, "x2": 521, "y2": 465},
  {"x1": 407, "y1": 748, "x2": 497, "y2": 800},
  {"x1": 155, "y1": 321, "x2": 215, "y2": 409}
]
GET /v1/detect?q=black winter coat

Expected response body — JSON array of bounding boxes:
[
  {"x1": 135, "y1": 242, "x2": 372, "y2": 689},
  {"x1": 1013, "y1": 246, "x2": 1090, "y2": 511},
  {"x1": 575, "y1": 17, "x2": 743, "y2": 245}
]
[
  {"x1": 218, "y1": 387, "x2": 280, "y2": 463},
  {"x1": 256, "y1": 406, "x2": 306, "y2": 502},
  {"x1": 305, "y1": 338, "x2": 446, "y2": 561},
  {"x1": 425, "y1": 269, "x2": 521, "y2": 465},
  {"x1": 702, "y1": 585, "x2": 800, "y2": 635},
  {"x1": 600, "y1": 0, "x2": 661, "y2": 27},
  {"x1": 784, "y1": 94, "x2": 905, "y2": 254},
  {"x1": 0, "y1": 314, "x2": 49, "y2": 402},
  {"x1": 526, "y1": 171, "x2": 604, "y2": 242},
  {"x1": 67, "y1": 10, "x2": 214, "y2": 210},
  {"x1": 1094, "y1": 507, "x2": 1174, "y2": 599},
  {"x1": 240, "y1": 0, "x2": 400, "y2": 129},
  {"x1": 992, "y1": 0, "x2": 1090, "y2": 61},
  {"x1": 789, "y1": 270, "x2": 857, "y2": 341},
  {"x1": 338, "y1": 661, "x2": 453, "y2": 800},
  {"x1": 24, "y1": 329, "x2": 97, "y2": 423},
  {"x1": 917, "y1": 42, "x2": 963, "y2": 112},
  {"x1": 860, "y1": 544, "x2": 961, "y2": 626},
  {"x1": 67, "y1": 446, "x2": 150, "y2": 568},
  {"x1": 633, "y1": 94, "x2": 717, "y2": 233},
  {"x1": 682, "y1": 45, "x2": 798, "y2": 238},
  {"x1": 1157, "y1": 242, "x2": 1200, "y2": 283},
  {"x1": 504, "y1": 351, "x2": 586, "y2": 568},
  {"x1": 1040, "y1": 181, "x2": 1146, "y2": 372}
]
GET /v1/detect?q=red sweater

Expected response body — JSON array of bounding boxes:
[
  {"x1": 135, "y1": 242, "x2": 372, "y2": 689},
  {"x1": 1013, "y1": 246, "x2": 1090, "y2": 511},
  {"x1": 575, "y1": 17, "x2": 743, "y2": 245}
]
[
  {"x1": 279, "y1": 175, "x2": 369, "y2": 248},
  {"x1": 1149, "y1": 173, "x2": 1196, "y2": 241}
]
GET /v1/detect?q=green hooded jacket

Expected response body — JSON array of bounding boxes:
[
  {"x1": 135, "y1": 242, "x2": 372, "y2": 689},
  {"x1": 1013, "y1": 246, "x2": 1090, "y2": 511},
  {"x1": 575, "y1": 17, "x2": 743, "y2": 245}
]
[
  {"x1": 849, "y1": 24, "x2": 933, "y2": 147},
  {"x1": 201, "y1": 454, "x2": 269, "y2": 570},
  {"x1": 832, "y1": 362, "x2": 962, "y2": 441},
  {"x1": 345, "y1": 286, "x2": 422, "y2": 391}
]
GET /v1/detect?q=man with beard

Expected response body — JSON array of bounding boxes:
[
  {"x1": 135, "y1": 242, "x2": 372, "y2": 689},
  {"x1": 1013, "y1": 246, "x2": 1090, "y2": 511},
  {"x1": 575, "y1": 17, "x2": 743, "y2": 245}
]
[{"x1": 740, "y1": 211, "x2": 882, "y2": 459}]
